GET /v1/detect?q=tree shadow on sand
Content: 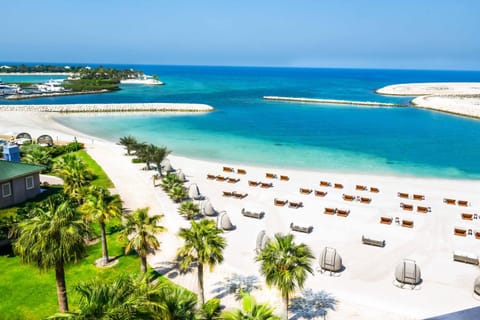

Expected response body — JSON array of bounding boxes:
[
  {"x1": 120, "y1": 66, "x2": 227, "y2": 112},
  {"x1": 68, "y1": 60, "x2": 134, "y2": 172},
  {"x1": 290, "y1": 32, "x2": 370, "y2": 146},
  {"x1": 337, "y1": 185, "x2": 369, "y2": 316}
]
[
  {"x1": 211, "y1": 273, "x2": 261, "y2": 300},
  {"x1": 290, "y1": 289, "x2": 337, "y2": 320}
]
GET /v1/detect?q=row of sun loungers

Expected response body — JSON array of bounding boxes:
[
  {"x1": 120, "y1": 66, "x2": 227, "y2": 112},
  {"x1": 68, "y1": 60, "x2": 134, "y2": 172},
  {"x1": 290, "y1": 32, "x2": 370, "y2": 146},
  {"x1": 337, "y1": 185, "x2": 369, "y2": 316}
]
[
  {"x1": 319, "y1": 181, "x2": 344, "y2": 189},
  {"x1": 397, "y1": 192, "x2": 425, "y2": 201},
  {"x1": 265, "y1": 173, "x2": 290, "y2": 181},
  {"x1": 444, "y1": 198, "x2": 469, "y2": 206},
  {"x1": 207, "y1": 174, "x2": 240, "y2": 183},
  {"x1": 273, "y1": 198, "x2": 303, "y2": 208},
  {"x1": 222, "y1": 191, "x2": 248, "y2": 199},
  {"x1": 248, "y1": 180, "x2": 273, "y2": 188},
  {"x1": 342, "y1": 194, "x2": 372, "y2": 204},
  {"x1": 454, "y1": 227, "x2": 480, "y2": 238},
  {"x1": 355, "y1": 185, "x2": 380, "y2": 193},
  {"x1": 241, "y1": 208, "x2": 265, "y2": 219},
  {"x1": 298, "y1": 188, "x2": 328, "y2": 197},
  {"x1": 380, "y1": 216, "x2": 414, "y2": 228},
  {"x1": 400, "y1": 203, "x2": 431, "y2": 213},
  {"x1": 324, "y1": 208, "x2": 350, "y2": 217},
  {"x1": 223, "y1": 166, "x2": 247, "y2": 175},
  {"x1": 290, "y1": 222, "x2": 313, "y2": 233}
]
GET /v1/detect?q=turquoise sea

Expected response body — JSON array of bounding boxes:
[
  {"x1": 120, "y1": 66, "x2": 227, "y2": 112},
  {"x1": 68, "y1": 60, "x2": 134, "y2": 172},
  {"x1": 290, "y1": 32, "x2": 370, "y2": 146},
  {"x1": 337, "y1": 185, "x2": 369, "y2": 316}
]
[{"x1": 2, "y1": 65, "x2": 480, "y2": 179}]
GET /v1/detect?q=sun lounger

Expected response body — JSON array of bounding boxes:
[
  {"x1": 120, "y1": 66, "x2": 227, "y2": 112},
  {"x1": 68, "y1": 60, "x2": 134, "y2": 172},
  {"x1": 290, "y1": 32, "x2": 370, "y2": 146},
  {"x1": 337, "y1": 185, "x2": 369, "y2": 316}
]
[
  {"x1": 454, "y1": 228, "x2": 467, "y2": 237},
  {"x1": 248, "y1": 180, "x2": 259, "y2": 187},
  {"x1": 300, "y1": 188, "x2": 312, "y2": 195},
  {"x1": 359, "y1": 197, "x2": 371, "y2": 204},
  {"x1": 274, "y1": 198, "x2": 288, "y2": 206},
  {"x1": 265, "y1": 173, "x2": 277, "y2": 179},
  {"x1": 223, "y1": 166, "x2": 234, "y2": 173},
  {"x1": 453, "y1": 251, "x2": 479, "y2": 265},
  {"x1": 223, "y1": 191, "x2": 234, "y2": 197},
  {"x1": 413, "y1": 194, "x2": 425, "y2": 201},
  {"x1": 336, "y1": 209, "x2": 350, "y2": 217},
  {"x1": 324, "y1": 207, "x2": 335, "y2": 215},
  {"x1": 227, "y1": 178, "x2": 240, "y2": 183},
  {"x1": 314, "y1": 190, "x2": 327, "y2": 197},
  {"x1": 457, "y1": 200, "x2": 469, "y2": 207},
  {"x1": 356, "y1": 185, "x2": 367, "y2": 191},
  {"x1": 400, "y1": 203, "x2": 413, "y2": 211},
  {"x1": 397, "y1": 192, "x2": 409, "y2": 199},
  {"x1": 260, "y1": 182, "x2": 273, "y2": 188},
  {"x1": 370, "y1": 187, "x2": 380, "y2": 193},
  {"x1": 280, "y1": 175, "x2": 289, "y2": 181},
  {"x1": 320, "y1": 181, "x2": 331, "y2": 187},
  {"x1": 401, "y1": 220, "x2": 414, "y2": 228},
  {"x1": 241, "y1": 208, "x2": 265, "y2": 219},
  {"x1": 362, "y1": 235, "x2": 385, "y2": 247},
  {"x1": 475, "y1": 231, "x2": 480, "y2": 239},
  {"x1": 416, "y1": 206, "x2": 430, "y2": 213},
  {"x1": 380, "y1": 216, "x2": 393, "y2": 225},
  {"x1": 237, "y1": 169, "x2": 247, "y2": 175},
  {"x1": 233, "y1": 192, "x2": 248, "y2": 199},
  {"x1": 444, "y1": 198, "x2": 456, "y2": 205},
  {"x1": 216, "y1": 175, "x2": 227, "y2": 181},
  {"x1": 288, "y1": 201, "x2": 303, "y2": 209},
  {"x1": 290, "y1": 222, "x2": 313, "y2": 234},
  {"x1": 342, "y1": 194, "x2": 355, "y2": 201},
  {"x1": 207, "y1": 174, "x2": 216, "y2": 180},
  {"x1": 462, "y1": 213, "x2": 474, "y2": 221},
  {"x1": 334, "y1": 183, "x2": 343, "y2": 189}
]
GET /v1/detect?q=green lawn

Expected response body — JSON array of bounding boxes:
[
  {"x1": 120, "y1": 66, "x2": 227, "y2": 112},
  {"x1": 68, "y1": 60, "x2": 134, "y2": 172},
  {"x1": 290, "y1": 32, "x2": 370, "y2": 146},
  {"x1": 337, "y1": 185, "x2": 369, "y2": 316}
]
[
  {"x1": 72, "y1": 150, "x2": 114, "y2": 189},
  {"x1": 0, "y1": 231, "x2": 162, "y2": 319}
]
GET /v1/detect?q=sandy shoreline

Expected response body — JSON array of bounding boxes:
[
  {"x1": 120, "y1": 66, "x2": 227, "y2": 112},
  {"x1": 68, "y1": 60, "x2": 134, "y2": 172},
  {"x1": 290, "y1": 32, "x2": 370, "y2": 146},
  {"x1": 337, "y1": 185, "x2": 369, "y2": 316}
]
[
  {"x1": 1, "y1": 110, "x2": 480, "y2": 319},
  {"x1": 376, "y1": 82, "x2": 480, "y2": 119}
]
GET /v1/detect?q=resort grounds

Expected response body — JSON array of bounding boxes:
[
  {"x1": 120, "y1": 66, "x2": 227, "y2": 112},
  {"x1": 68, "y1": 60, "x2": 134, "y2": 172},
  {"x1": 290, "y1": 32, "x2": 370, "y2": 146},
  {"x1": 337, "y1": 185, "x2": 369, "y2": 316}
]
[{"x1": 1, "y1": 109, "x2": 480, "y2": 319}]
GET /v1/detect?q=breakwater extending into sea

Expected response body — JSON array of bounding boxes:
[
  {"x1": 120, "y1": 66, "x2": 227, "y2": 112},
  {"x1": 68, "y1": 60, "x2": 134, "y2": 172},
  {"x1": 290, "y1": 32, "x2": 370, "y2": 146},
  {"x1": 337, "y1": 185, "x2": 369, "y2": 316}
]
[
  {"x1": 0, "y1": 103, "x2": 214, "y2": 113},
  {"x1": 263, "y1": 96, "x2": 406, "y2": 107}
]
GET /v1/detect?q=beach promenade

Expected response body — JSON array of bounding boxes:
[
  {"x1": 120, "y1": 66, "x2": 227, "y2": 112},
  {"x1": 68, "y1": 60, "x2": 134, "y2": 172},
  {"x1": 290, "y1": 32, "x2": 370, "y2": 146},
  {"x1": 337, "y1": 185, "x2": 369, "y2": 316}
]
[{"x1": 1, "y1": 110, "x2": 480, "y2": 319}]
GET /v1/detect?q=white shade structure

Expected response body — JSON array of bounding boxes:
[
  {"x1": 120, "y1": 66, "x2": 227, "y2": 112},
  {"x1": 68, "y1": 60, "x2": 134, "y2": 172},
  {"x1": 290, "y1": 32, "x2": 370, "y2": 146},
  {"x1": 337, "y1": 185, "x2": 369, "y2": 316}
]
[
  {"x1": 200, "y1": 199, "x2": 216, "y2": 216},
  {"x1": 319, "y1": 247, "x2": 343, "y2": 273},
  {"x1": 161, "y1": 159, "x2": 174, "y2": 173},
  {"x1": 188, "y1": 183, "x2": 203, "y2": 200},
  {"x1": 217, "y1": 211, "x2": 234, "y2": 231},
  {"x1": 176, "y1": 169, "x2": 186, "y2": 182},
  {"x1": 255, "y1": 230, "x2": 270, "y2": 253},
  {"x1": 395, "y1": 259, "x2": 421, "y2": 286},
  {"x1": 474, "y1": 276, "x2": 480, "y2": 296}
]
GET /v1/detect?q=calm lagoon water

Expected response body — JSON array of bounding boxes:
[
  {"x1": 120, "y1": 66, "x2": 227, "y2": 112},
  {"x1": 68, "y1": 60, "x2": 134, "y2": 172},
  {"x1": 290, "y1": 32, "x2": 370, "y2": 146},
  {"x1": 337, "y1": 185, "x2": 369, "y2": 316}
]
[{"x1": 3, "y1": 65, "x2": 480, "y2": 179}]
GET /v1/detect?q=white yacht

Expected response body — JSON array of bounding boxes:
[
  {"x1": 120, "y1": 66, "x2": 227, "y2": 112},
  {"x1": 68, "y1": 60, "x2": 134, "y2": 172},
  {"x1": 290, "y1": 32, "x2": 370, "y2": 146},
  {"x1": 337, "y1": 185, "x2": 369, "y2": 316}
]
[
  {"x1": 0, "y1": 82, "x2": 23, "y2": 95},
  {"x1": 120, "y1": 75, "x2": 164, "y2": 85},
  {"x1": 36, "y1": 79, "x2": 65, "y2": 93}
]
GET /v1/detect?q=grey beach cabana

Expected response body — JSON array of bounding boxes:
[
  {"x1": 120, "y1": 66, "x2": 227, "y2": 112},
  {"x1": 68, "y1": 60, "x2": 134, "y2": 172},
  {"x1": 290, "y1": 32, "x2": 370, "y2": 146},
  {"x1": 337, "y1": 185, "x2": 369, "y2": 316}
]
[
  {"x1": 37, "y1": 134, "x2": 54, "y2": 146},
  {"x1": 255, "y1": 230, "x2": 270, "y2": 253},
  {"x1": 217, "y1": 211, "x2": 234, "y2": 231},
  {"x1": 319, "y1": 247, "x2": 343, "y2": 274},
  {"x1": 161, "y1": 159, "x2": 174, "y2": 174},
  {"x1": 176, "y1": 169, "x2": 186, "y2": 182},
  {"x1": 395, "y1": 259, "x2": 421, "y2": 288},
  {"x1": 474, "y1": 276, "x2": 480, "y2": 297},
  {"x1": 188, "y1": 183, "x2": 203, "y2": 200},
  {"x1": 200, "y1": 199, "x2": 216, "y2": 216}
]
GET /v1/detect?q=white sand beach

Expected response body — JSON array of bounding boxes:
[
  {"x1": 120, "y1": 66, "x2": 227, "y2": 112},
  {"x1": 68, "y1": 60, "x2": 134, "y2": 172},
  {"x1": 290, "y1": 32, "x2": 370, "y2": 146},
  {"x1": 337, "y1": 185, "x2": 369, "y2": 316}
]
[
  {"x1": 376, "y1": 82, "x2": 480, "y2": 119},
  {"x1": 1, "y1": 110, "x2": 480, "y2": 319}
]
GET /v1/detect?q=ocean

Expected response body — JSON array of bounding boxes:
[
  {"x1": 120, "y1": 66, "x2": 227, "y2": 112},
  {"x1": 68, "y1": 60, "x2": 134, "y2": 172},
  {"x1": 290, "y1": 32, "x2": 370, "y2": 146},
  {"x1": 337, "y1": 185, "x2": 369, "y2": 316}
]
[{"x1": 2, "y1": 65, "x2": 480, "y2": 179}]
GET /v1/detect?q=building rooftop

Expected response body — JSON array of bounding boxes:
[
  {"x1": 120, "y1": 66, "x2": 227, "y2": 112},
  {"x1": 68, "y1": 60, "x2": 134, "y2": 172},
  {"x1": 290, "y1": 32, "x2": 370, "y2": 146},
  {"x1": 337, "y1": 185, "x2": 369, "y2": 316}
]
[{"x1": 0, "y1": 160, "x2": 45, "y2": 182}]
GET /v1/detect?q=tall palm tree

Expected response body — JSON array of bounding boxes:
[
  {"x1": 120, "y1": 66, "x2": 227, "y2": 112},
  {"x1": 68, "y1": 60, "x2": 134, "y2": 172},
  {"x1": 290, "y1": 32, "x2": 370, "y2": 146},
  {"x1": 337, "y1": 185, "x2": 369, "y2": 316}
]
[
  {"x1": 118, "y1": 135, "x2": 138, "y2": 155},
  {"x1": 13, "y1": 196, "x2": 87, "y2": 313},
  {"x1": 222, "y1": 291, "x2": 281, "y2": 320},
  {"x1": 177, "y1": 219, "x2": 227, "y2": 306},
  {"x1": 53, "y1": 154, "x2": 93, "y2": 203},
  {"x1": 81, "y1": 186, "x2": 122, "y2": 265},
  {"x1": 121, "y1": 207, "x2": 166, "y2": 273},
  {"x1": 155, "y1": 285, "x2": 197, "y2": 320},
  {"x1": 256, "y1": 233, "x2": 314, "y2": 319},
  {"x1": 150, "y1": 145, "x2": 170, "y2": 176}
]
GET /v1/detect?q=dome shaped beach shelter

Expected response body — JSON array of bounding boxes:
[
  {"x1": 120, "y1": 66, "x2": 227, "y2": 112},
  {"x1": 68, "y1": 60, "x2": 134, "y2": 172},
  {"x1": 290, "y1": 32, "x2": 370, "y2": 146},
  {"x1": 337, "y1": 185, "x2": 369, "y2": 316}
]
[
  {"x1": 161, "y1": 159, "x2": 174, "y2": 174},
  {"x1": 319, "y1": 247, "x2": 343, "y2": 275},
  {"x1": 37, "y1": 134, "x2": 54, "y2": 146},
  {"x1": 474, "y1": 276, "x2": 480, "y2": 297},
  {"x1": 15, "y1": 132, "x2": 32, "y2": 144},
  {"x1": 200, "y1": 198, "x2": 216, "y2": 216},
  {"x1": 176, "y1": 169, "x2": 186, "y2": 182},
  {"x1": 255, "y1": 230, "x2": 270, "y2": 253},
  {"x1": 395, "y1": 259, "x2": 422, "y2": 289},
  {"x1": 188, "y1": 183, "x2": 203, "y2": 200},
  {"x1": 217, "y1": 211, "x2": 234, "y2": 231}
]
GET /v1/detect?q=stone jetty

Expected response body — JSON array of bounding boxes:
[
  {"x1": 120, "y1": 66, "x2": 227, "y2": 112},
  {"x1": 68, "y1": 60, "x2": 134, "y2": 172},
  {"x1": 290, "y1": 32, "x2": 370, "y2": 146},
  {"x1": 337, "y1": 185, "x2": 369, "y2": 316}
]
[
  {"x1": 0, "y1": 103, "x2": 214, "y2": 113},
  {"x1": 263, "y1": 96, "x2": 406, "y2": 107}
]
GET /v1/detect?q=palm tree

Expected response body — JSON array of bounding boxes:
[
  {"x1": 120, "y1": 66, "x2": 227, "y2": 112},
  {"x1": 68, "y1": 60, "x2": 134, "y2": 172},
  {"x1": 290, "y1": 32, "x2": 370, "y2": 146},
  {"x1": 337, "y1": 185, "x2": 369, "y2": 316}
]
[
  {"x1": 197, "y1": 298, "x2": 221, "y2": 320},
  {"x1": 161, "y1": 173, "x2": 183, "y2": 192},
  {"x1": 178, "y1": 201, "x2": 200, "y2": 220},
  {"x1": 23, "y1": 147, "x2": 52, "y2": 169},
  {"x1": 13, "y1": 196, "x2": 87, "y2": 313},
  {"x1": 81, "y1": 186, "x2": 122, "y2": 265},
  {"x1": 155, "y1": 285, "x2": 197, "y2": 320},
  {"x1": 168, "y1": 185, "x2": 188, "y2": 203},
  {"x1": 150, "y1": 145, "x2": 170, "y2": 176},
  {"x1": 177, "y1": 219, "x2": 227, "y2": 306},
  {"x1": 121, "y1": 207, "x2": 166, "y2": 273},
  {"x1": 255, "y1": 233, "x2": 314, "y2": 319},
  {"x1": 222, "y1": 291, "x2": 280, "y2": 320},
  {"x1": 118, "y1": 135, "x2": 138, "y2": 155},
  {"x1": 53, "y1": 154, "x2": 93, "y2": 203}
]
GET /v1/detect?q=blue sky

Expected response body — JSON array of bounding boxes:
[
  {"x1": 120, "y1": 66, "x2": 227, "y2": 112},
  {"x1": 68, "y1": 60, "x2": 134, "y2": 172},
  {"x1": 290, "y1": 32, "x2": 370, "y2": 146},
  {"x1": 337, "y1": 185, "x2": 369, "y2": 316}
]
[{"x1": 2, "y1": 0, "x2": 480, "y2": 70}]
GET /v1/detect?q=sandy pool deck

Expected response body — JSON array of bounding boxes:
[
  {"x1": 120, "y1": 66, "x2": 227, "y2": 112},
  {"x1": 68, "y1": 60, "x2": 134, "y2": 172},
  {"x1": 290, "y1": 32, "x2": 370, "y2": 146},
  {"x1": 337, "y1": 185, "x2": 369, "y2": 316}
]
[{"x1": 1, "y1": 110, "x2": 480, "y2": 319}]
